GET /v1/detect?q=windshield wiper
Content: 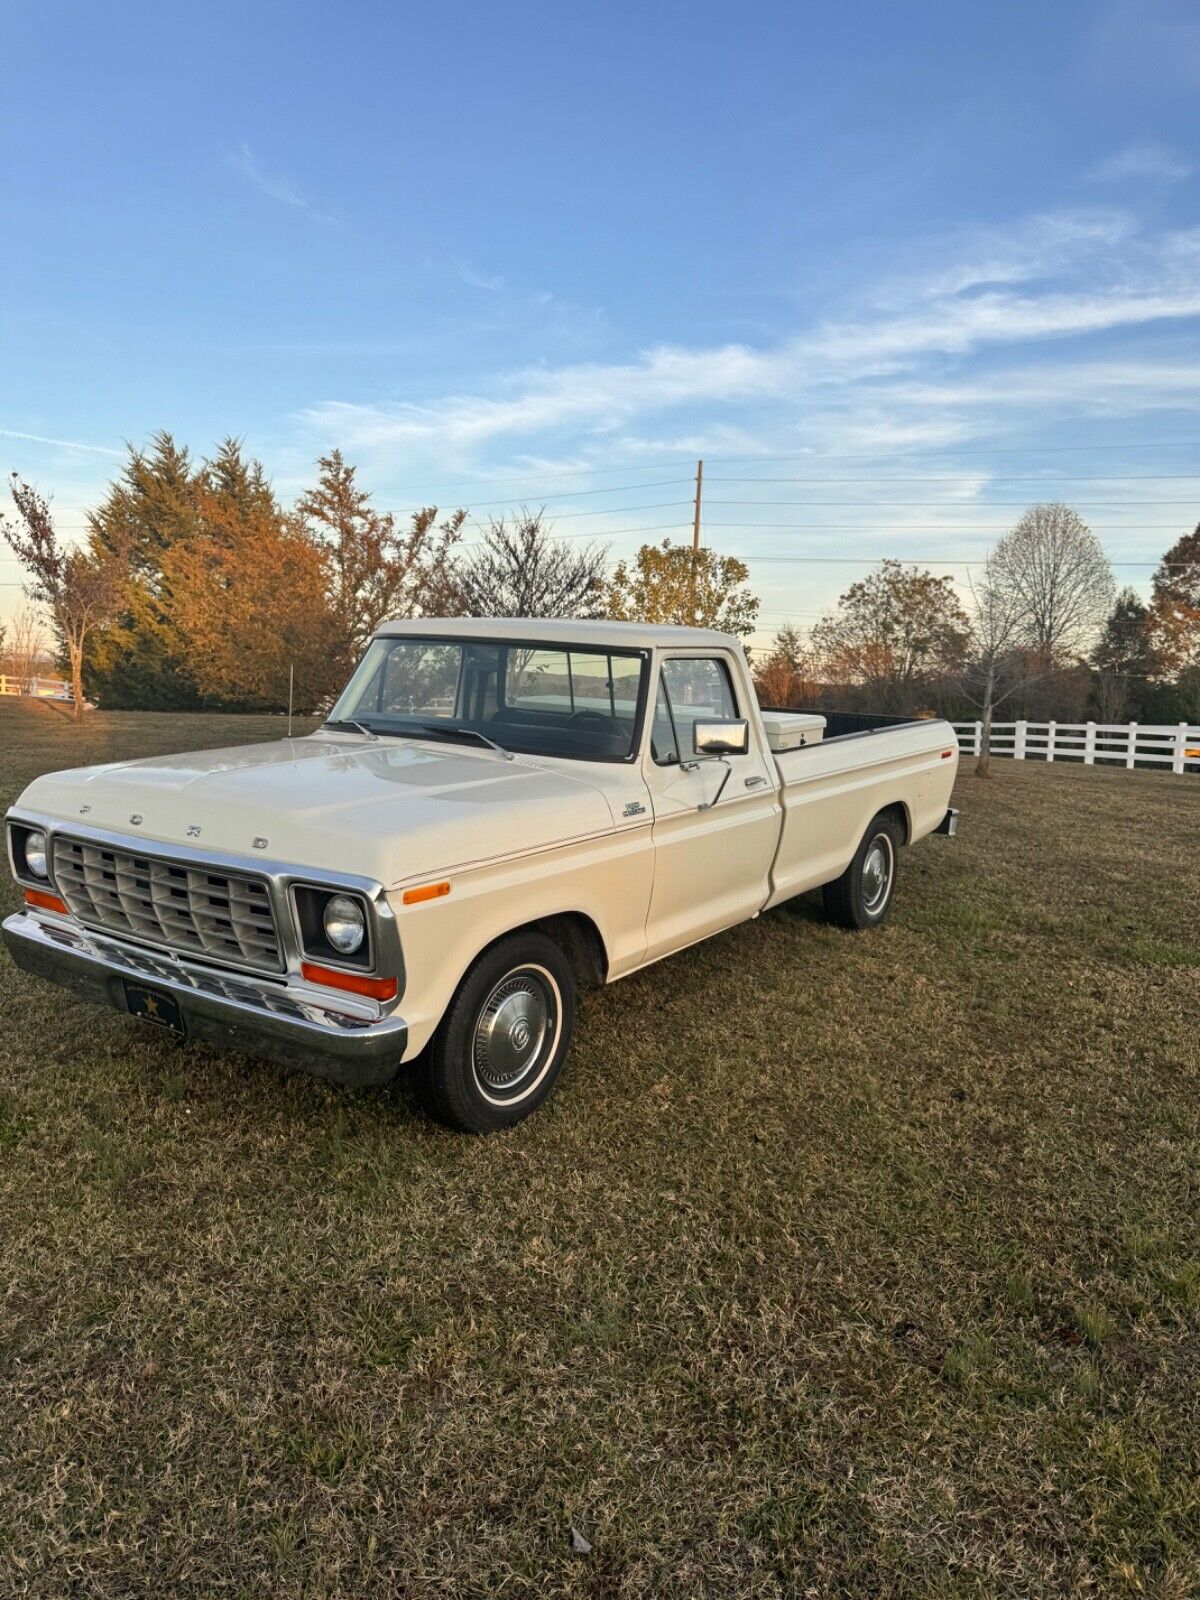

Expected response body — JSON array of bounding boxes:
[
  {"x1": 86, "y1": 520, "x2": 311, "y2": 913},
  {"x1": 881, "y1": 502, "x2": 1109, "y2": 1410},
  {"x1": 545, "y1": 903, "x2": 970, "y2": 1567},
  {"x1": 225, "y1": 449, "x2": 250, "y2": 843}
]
[
  {"x1": 324, "y1": 718, "x2": 514, "y2": 759},
  {"x1": 323, "y1": 718, "x2": 381, "y2": 741},
  {"x1": 414, "y1": 723, "x2": 515, "y2": 761}
]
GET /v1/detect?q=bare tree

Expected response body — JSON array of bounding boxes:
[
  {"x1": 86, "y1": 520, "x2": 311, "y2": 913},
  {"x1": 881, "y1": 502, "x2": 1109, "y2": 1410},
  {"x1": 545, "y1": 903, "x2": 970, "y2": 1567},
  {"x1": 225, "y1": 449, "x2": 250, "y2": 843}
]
[
  {"x1": 1092, "y1": 669, "x2": 1128, "y2": 725},
  {"x1": 2, "y1": 476, "x2": 120, "y2": 720},
  {"x1": 989, "y1": 504, "x2": 1114, "y2": 662},
  {"x1": 5, "y1": 606, "x2": 47, "y2": 694},
  {"x1": 454, "y1": 509, "x2": 607, "y2": 619},
  {"x1": 960, "y1": 553, "x2": 1026, "y2": 777}
]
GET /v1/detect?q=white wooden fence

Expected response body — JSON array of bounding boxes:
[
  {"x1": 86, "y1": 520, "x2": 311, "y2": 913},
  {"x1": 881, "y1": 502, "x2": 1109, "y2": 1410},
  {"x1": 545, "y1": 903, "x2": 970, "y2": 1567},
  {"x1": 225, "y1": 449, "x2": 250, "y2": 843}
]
[
  {"x1": 0, "y1": 674, "x2": 71, "y2": 698},
  {"x1": 952, "y1": 720, "x2": 1200, "y2": 774}
]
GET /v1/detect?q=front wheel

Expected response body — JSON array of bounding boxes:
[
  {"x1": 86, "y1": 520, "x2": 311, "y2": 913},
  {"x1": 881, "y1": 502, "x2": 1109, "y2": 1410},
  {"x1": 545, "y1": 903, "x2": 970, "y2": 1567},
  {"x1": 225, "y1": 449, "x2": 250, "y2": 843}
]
[
  {"x1": 822, "y1": 814, "x2": 901, "y2": 930},
  {"x1": 416, "y1": 932, "x2": 576, "y2": 1132}
]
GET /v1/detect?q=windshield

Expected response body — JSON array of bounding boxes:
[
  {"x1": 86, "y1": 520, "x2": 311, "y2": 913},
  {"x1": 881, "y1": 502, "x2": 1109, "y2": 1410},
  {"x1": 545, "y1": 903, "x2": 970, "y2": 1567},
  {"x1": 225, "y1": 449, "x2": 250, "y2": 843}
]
[{"x1": 327, "y1": 636, "x2": 648, "y2": 763}]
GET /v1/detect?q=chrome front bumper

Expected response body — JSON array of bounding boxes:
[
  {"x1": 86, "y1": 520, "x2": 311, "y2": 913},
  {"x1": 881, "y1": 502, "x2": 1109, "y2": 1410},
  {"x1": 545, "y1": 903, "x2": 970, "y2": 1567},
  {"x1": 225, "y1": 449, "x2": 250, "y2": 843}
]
[{"x1": 2, "y1": 911, "x2": 408, "y2": 1087}]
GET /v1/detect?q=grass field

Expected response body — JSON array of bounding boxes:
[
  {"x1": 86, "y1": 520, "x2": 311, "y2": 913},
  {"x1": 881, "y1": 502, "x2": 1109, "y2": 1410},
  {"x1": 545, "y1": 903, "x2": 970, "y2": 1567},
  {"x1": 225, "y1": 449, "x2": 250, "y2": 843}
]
[{"x1": 2, "y1": 697, "x2": 1199, "y2": 1598}]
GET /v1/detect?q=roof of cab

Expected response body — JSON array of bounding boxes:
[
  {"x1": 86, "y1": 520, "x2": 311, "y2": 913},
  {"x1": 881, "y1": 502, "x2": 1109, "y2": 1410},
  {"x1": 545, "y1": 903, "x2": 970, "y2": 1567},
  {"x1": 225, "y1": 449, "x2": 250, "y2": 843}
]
[{"x1": 372, "y1": 616, "x2": 740, "y2": 651}]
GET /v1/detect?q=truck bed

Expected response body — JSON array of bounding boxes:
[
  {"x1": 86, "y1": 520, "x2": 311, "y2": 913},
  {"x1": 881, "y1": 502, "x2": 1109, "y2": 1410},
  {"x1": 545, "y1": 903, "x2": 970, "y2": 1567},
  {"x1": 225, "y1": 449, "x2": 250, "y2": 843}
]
[{"x1": 763, "y1": 710, "x2": 958, "y2": 909}]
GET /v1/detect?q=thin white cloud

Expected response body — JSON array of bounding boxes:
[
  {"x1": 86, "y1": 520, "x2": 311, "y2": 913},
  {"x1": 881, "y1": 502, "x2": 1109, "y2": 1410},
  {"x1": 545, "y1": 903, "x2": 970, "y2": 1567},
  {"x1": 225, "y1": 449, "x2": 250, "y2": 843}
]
[
  {"x1": 226, "y1": 143, "x2": 339, "y2": 225},
  {"x1": 1090, "y1": 141, "x2": 1192, "y2": 184},
  {"x1": 0, "y1": 428, "x2": 123, "y2": 457},
  {"x1": 452, "y1": 260, "x2": 507, "y2": 293},
  {"x1": 301, "y1": 222, "x2": 1200, "y2": 452},
  {"x1": 895, "y1": 209, "x2": 1133, "y2": 297},
  {"x1": 288, "y1": 207, "x2": 1200, "y2": 601}
]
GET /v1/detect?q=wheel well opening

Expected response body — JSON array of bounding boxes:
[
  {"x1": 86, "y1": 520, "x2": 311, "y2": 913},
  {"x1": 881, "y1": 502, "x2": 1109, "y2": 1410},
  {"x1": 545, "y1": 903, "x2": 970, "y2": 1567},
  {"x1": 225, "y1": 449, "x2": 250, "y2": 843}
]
[
  {"x1": 519, "y1": 912, "x2": 608, "y2": 988},
  {"x1": 877, "y1": 802, "x2": 911, "y2": 845}
]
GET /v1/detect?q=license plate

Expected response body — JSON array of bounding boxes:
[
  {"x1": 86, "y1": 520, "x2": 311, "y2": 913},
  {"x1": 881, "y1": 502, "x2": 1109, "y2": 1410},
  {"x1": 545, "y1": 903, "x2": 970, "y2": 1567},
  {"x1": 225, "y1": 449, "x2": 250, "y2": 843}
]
[{"x1": 124, "y1": 983, "x2": 186, "y2": 1038}]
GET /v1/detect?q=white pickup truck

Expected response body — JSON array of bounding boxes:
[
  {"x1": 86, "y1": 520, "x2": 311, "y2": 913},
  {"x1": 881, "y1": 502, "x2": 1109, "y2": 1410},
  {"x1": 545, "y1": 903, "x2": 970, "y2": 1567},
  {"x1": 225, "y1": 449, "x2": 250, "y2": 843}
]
[{"x1": 4, "y1": 619, "x2": 958, "y2": 1130}]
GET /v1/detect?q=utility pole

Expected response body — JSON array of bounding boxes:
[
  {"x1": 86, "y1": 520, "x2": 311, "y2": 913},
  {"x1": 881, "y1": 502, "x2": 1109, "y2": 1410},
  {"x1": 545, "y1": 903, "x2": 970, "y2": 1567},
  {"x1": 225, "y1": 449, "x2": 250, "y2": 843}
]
[
  {"x1": 287, "y1": 663, "x2": 294, "y2": 738},
  {"x1": 690, "y1": 459, "x2": 704, "y2": 621}
]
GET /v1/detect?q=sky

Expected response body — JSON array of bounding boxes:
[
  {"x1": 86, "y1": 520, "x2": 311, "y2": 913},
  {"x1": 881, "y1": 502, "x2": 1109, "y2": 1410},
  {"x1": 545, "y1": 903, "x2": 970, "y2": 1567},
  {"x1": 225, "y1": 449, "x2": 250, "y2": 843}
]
[{"x1": 3, "y1": 0, "x2": 1200, "y2": 648}]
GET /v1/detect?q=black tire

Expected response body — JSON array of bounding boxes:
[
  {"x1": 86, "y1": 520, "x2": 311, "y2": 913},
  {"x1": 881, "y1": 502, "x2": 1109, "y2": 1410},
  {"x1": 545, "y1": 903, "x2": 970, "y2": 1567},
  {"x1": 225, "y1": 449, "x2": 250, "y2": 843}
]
[
  {"x1": 822, "y1": 813, "x2": 902, "y2": 930},
  {"x1": 416, "y1": 931, "x2": 576, "y2": 1133}
]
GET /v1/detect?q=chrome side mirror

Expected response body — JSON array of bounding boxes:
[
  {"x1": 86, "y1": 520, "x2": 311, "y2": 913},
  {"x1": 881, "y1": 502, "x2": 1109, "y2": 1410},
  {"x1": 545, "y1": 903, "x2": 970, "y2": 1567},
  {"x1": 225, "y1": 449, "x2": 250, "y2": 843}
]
[{"x1": 692, "y1": 718, "x2": 749, "y2": 757}]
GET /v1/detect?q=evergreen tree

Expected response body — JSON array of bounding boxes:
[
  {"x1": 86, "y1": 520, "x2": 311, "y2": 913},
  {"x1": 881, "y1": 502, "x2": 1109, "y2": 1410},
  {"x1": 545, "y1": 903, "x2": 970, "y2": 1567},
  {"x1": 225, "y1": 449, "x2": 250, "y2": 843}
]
[
  {"x1": 1092, "y1": 589, "x2": 1156, "y2": 680},
  {"x1": 86, "y1": 432, "x2": 205, "y2": 708}
]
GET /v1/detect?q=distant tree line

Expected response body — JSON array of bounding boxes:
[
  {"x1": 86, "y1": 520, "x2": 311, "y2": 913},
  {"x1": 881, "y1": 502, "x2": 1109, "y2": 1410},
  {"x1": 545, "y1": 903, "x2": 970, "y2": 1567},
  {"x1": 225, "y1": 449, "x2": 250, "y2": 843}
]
[
  {"x1": 1, "y1": 433, "x2": 758, "y2": 717},
  {"x1": 753, "y1": 503, "x2": 1200, "y2": 776},
  {"x1": 4, "y1": 436, "x2": 1197, "y2": 752}
]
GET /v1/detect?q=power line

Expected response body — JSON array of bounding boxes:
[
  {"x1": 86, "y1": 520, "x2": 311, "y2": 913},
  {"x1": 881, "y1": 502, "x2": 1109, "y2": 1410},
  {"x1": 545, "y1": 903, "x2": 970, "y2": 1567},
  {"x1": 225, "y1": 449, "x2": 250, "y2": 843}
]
[
  {"x1": 731, "y1": 554, "x2": 1191, "y2": 567},
  {"x1": 707, "y1": 472, "x2": 1200, "y2": 484},
  {"x1": 486, "y1": 498, "x2": 688, "y2": 521},
  {"x1": 705, "y1": 498, "x2": 1200, "y2": 508},
  {"x1": 705, "y1": 521, "x2": 1190, "y2": 532},
  {"x1": 383, "y1": 476, "x2": 694, "y2": 511}
]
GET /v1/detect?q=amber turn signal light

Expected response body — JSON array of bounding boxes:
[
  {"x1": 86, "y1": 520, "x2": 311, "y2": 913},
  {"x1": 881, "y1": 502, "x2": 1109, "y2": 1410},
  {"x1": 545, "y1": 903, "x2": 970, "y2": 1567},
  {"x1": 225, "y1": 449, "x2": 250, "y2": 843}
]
[
  {"x1": 300, "y1": 961, "x2": 398, "y2": 1002},
  {"x1": 402, "y1": 880, "x2": 451, "y2": 906},
  {"x1": 25, "y1": 887, "x2": 68, "y2": 915}
]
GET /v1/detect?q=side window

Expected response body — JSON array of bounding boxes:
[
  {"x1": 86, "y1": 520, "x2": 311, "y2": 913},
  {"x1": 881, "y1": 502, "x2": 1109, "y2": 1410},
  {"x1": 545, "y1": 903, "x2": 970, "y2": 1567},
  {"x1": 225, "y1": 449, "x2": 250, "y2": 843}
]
[
  {"x1": 659, "y1": 657, "x2": 739, "y2": 760},
  {"x1": 650, "y1": 679, "x2": 679, "y2": 765}
]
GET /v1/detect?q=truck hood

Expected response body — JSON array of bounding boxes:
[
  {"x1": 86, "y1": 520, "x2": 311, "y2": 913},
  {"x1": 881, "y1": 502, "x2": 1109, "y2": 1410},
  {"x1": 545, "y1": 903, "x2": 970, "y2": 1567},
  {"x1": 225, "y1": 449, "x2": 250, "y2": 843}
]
[{"x1": 14, "y1": 734, "x2": 616, "y2": 887}]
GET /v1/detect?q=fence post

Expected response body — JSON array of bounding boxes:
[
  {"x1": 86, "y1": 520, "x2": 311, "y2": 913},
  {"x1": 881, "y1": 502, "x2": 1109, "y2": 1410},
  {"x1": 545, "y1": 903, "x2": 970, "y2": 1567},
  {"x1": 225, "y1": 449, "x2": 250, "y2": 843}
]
[
  {"x1": 974, "y1": 721, "x2": 982, "y2": 756},
  {"x1": 1084, "y1": 722, "x2": 1096, "y2": 765},
  {"x1": 1014, "y1": 720, "x2": 1028, "y2": 761},
  {"x1": 1126, "y1": 722, "x2": 1138, "y2": 769},
  {"x1": 1046, "y1": 720, "x2": 1057, "y2": 763},
  {"x1": 1175, "y1": 723, "x2": 1188, "y2": 775}
]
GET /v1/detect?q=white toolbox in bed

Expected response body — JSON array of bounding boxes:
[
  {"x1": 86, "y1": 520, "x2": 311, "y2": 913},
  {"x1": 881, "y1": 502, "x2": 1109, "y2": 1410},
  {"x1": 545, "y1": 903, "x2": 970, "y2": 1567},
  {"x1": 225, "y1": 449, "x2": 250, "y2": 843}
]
[{"x1": 760, "y1": 711, "x2": 826, "y2": 752}]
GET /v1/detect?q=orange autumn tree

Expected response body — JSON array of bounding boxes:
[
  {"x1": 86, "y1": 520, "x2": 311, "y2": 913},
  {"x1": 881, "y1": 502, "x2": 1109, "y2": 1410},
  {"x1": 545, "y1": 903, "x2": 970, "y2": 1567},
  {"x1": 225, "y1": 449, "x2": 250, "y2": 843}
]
[
  {"x1": 753, "y1": 623, "x2": 820, "y2": 708},
  {"x1": 1149, "y1": 523, "x2": 1200, "y2": 676},
  {"x1": 811, "y1": 560, "x2": 969, "y2": 714},
  {"x1": 295, "y1": 450, "x2": 466, "y2": 665},
  {"x1": 167, "y1": 464, "x2": 342, "y2": 712}
]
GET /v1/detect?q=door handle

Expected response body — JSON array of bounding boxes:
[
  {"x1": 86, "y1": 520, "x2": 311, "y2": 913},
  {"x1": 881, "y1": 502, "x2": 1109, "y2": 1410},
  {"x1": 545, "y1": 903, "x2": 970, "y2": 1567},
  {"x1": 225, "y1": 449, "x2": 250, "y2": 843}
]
[{"x1": 744, "y1": 774, "x2": 768, "y2": 788}]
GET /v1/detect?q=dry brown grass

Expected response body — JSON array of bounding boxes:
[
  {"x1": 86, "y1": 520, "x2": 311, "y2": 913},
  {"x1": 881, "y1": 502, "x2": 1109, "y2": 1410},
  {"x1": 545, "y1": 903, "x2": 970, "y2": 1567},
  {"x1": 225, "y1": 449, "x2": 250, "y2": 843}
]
[{"x1": 1, "y1": 697, "x2": 1199, "y2": 1598}]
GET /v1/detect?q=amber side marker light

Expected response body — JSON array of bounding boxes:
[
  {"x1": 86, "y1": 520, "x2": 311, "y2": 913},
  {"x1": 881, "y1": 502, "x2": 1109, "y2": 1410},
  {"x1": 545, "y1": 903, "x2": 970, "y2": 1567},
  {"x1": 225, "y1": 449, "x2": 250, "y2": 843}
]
[
  {"x1": 1187, "y1": 748, "x2": 1200, "y2": 759},
  {"x1": 25, "y1": 887, "x2": 68, "y2": 915},
  {"x1": 300, "y1": 962, "x2": 398, "y2": 1002},
  {"x1": 402, "y1": 880, "x2": 451, "y2": 906}
]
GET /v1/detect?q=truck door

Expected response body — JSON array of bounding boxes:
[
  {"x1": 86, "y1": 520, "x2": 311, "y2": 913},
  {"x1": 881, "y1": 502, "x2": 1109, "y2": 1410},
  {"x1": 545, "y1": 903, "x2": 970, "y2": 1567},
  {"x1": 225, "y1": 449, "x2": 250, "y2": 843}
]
[{"x1": 641, "y1": 653, "x2": 780, "y2": 962}]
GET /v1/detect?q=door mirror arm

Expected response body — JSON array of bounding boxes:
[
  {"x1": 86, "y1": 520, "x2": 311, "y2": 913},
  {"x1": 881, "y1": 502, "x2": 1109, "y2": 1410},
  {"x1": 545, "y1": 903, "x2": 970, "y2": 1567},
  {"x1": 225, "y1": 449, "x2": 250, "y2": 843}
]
[{"x1": 697, "y1": 758, "x2": 732, "y2": 811}]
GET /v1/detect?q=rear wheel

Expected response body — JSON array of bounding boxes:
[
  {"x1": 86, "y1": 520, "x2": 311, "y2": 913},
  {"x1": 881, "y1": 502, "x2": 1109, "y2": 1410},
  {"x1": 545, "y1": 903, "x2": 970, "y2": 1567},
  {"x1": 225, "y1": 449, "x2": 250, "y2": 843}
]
[
  {"x1": 417, "y1": 931, "x2": 576, "y2": 1132},
  {"x1": 822, "y1": 813, "x2": 901, "y2": 930}
]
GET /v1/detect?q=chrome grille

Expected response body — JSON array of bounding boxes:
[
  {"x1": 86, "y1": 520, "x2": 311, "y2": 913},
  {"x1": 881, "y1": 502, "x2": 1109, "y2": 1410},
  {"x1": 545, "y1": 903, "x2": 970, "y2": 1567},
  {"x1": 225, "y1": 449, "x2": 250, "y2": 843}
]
[{"x1": 52, "y1": 836, "x2": 284, "y2": 973}]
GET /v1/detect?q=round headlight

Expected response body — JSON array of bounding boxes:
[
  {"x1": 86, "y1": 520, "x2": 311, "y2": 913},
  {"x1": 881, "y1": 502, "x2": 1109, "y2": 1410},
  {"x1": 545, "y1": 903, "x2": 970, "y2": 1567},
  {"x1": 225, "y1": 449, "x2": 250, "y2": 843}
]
[
  {"x1": 24, "y1": 830, "x2": 49, "y2": 879},
  {"x1": 323, "y1": 894, "x2": 366, "y2": 956}
]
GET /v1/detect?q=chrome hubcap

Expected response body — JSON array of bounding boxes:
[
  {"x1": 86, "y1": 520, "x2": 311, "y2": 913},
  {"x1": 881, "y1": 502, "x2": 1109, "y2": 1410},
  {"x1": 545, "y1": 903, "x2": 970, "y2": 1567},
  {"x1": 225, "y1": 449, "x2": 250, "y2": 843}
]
[
  {"x1": 472, "y1": 968, "x2": 556, "y2": 1099},
  {"x1": 861, "y1": 836, "x2": 892, "y2": 914}
]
